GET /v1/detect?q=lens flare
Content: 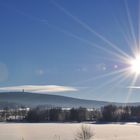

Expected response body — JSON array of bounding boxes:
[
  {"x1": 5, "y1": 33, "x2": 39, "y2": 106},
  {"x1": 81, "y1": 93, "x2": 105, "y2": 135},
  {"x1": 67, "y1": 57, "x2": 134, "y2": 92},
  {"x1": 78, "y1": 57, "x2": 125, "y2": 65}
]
[{"x1": 130, "y1": 54, "x2": 140, "y2": 75}]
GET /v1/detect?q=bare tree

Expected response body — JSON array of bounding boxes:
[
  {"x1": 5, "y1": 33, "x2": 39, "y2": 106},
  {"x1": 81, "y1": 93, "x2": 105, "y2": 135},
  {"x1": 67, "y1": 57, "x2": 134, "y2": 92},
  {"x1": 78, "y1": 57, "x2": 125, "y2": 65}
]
[{"x1": 75, "y1": 125, "x2": 94, "y2": 140}]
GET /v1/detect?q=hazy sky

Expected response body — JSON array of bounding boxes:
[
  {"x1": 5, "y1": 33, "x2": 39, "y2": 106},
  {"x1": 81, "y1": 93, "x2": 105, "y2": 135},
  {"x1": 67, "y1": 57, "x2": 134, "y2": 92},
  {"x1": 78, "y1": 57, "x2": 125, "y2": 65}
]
[{"x1": 0, "y1": 0, "x2": 140, "y2": 102}]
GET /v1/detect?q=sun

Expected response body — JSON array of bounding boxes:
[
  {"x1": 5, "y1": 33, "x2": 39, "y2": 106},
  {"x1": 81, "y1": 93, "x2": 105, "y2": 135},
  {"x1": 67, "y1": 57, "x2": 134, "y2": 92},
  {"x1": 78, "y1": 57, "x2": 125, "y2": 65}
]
[{"x1": 130, "y1": 54, "x2": 140, "y2": 75}]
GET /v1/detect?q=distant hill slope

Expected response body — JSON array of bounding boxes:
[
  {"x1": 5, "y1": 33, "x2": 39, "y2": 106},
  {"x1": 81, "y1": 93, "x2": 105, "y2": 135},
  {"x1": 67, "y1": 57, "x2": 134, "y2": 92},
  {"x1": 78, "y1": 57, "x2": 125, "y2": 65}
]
[{"x1": 0, "y1": 92, "x2": 140, "y2": 109}]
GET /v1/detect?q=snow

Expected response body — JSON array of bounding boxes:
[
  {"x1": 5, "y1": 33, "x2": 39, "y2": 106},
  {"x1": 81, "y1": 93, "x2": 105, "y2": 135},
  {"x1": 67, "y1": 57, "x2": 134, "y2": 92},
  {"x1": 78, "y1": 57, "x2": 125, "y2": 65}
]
[{"x1": 0, "y1": 123, "x2": 140, "y2": 140}]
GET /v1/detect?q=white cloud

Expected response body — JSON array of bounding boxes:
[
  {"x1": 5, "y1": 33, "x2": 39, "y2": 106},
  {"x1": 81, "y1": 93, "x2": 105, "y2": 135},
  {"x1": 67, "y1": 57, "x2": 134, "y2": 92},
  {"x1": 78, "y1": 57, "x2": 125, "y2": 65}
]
[
  {"x1": 0, "y1": 85, "x2": 78, "y2": 93},
  {"x1": 127, "y1": 86, "x2": 140, "y2": 89}
]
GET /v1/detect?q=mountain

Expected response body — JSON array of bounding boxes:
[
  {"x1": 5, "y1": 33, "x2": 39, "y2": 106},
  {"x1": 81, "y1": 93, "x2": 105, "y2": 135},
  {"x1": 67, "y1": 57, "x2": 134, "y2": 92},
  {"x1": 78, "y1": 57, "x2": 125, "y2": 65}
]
[{"x1": 0, "y1": 92, "x2": 140, "y2": 109}]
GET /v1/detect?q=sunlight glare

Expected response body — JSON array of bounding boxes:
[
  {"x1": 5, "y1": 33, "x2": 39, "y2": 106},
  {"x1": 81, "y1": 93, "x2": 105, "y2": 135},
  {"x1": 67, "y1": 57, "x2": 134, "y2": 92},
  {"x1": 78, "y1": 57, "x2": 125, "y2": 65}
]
[{"x1": 130, "y1": 54, "x2": 140, "y2": 74}]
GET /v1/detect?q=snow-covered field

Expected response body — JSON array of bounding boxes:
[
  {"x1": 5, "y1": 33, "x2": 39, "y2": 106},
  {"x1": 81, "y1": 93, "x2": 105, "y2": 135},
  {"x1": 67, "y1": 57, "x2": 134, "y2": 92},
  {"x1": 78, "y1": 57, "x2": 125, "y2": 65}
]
[{"x1": 0, "y1": 123, "x2": 140, "y2": 140}]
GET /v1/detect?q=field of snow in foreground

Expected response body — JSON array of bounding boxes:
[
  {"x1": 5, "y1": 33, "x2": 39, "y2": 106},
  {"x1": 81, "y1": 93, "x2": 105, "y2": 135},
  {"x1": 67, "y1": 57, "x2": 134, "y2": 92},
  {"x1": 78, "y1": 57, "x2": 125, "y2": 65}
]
[{"x1": 0, "y1": 123, "x2": 140, "y2": 140}]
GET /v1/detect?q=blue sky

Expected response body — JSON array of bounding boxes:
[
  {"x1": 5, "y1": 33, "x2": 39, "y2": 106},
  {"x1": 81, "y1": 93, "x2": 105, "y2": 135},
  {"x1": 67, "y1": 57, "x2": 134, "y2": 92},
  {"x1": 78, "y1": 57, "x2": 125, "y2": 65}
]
[{"x1": 0, "y1": 0, "x2": 140, "y2": 102}]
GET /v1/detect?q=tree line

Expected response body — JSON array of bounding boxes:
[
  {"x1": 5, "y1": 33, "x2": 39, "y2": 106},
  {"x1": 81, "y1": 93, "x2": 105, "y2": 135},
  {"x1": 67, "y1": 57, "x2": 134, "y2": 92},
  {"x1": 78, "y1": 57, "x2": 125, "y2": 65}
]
[
  {"x1": 101, "y1": 105, "x2": 140, "y2": 122},
  {"x1": 1, "y1": 104, "x2": 140, "y2": 122},
  {"x1": 26, "y1": 106, "x2": 98, "y2": 122},
  {"x1": 26, "y1": 105, "x2": 140, "y2": 122},
  {"x1": 0, "y1": 106, "x2": 29, "y2": 121}
]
